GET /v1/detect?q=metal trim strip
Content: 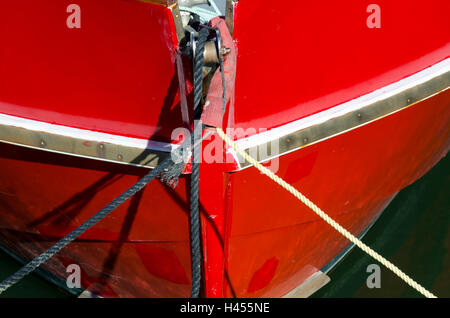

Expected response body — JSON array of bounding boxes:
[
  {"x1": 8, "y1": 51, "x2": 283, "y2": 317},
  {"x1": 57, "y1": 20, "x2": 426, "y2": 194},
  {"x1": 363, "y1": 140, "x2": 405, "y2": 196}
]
[
  {"x1": 231, "y1": 59, "x2": 450, "y2": 169},
  {"x1": 0, "y1": 60, "x2": 448, "y2": 171}
]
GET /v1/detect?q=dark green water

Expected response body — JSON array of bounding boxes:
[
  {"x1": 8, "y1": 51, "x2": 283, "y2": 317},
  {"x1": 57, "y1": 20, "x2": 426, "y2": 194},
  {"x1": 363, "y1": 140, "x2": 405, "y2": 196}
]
[
  {"x1": 313, "y1": 154, "x2": 450, "y2": 298},
  {"x1": 0, "y1": 254, "x2": 70, "y2": 298},
  {"x1": 0, "y1": 155, "x2": 449, "y2": 298}
]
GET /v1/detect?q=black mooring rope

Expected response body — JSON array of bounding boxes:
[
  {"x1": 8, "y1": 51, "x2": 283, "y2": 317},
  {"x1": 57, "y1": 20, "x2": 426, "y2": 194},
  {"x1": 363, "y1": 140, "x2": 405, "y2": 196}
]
[
  {"x1": 0, "y1": 26, "x2": 223, "y2": 299},
  {"x1": 189, "y1": 27, "x2": 209, "y2": 298},
  {"x1": 0, "y1": 156, "x2": 174, "y2": 295}
]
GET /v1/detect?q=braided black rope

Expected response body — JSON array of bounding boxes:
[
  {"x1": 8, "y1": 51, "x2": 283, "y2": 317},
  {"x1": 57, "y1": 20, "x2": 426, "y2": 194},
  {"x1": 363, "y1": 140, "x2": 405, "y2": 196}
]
[
  {"x1": 189, "y1": 27, "x2": 209, "y2": 298},
  {"x1": 0, "y1": 156, "x2": 174, "y2": 295},
  {"x1": 0, "y1": 26, "x2": 223, "y2": 298},
  {"x1": 193, "y1": 28, "x2": 209, "y2": 119}
]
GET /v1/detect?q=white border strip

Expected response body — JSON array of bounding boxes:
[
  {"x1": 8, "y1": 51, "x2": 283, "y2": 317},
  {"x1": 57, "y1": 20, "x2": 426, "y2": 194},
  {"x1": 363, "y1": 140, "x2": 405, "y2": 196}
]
[
  {"x1": 0, "y1": 58, "x2": 448, "y2": 157},
  {"x1": 234, "y1": 58, "x2": 450, "y2": 150},
  {"x1": 0, "y1": 108, "x2": 176, "y2": 152}
]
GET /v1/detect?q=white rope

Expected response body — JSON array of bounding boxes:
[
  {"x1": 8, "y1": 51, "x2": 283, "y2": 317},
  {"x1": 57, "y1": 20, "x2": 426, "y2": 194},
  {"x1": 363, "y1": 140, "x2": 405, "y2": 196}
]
[{"x1": 216, "y1": 127, "x2": 437, "y2": 298}]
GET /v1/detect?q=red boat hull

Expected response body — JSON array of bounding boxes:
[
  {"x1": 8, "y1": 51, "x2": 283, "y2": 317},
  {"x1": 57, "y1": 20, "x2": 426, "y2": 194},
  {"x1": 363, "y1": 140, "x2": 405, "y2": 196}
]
[
  {"x1": 0, "y1": 0, "x2": 449, "y2": 298},
  {"x1": 0, "y1": 89, "x2": 448, "y2": 297}
]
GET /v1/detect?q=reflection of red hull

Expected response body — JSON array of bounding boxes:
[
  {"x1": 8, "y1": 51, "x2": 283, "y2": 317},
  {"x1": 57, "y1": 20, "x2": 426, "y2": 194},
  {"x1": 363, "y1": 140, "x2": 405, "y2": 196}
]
[{"x1": 0, "y1": 1, "x2": 449, "y2": 297}]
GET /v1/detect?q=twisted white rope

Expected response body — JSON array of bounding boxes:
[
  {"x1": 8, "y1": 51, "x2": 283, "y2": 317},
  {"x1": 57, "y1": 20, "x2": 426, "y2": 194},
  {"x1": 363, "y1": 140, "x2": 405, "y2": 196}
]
[{"x1": 216, "y1": 127, "x2": 437, "y2": 298}]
